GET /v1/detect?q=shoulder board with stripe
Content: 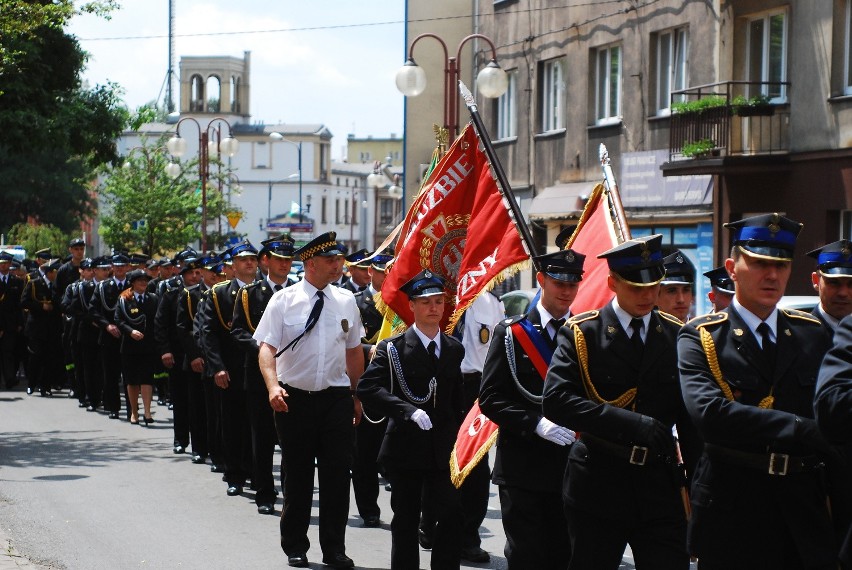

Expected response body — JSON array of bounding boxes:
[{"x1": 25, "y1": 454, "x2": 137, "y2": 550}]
[
  {"x1": 568, "y1": 310, "x2": 599, "y2": 325},
  {"x1": 502, "y1": 314, "x2": 525, "y2": 326},
  {"x1": 688, "y1": 312, "x2": 727, "y2": 329},
  {"x1": 781, "y1": 308, "x2": 822, "y2": 325},
  {"x1": 657, "y1": 310, "x2": 683, "y2": 326}
]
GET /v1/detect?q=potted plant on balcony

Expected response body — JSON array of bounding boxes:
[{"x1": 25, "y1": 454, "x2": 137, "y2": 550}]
[
  {"x1": 681, "y1": 138, "x2": 717, "y2": 159},
  {"x1": 732, "y1": 94, "x2": 775, "y2": 117},
  {"x1": 671, "y1": 95, "x2": 728, "y2": 116}
]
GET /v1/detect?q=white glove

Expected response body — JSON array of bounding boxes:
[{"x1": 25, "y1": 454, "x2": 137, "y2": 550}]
[
  {"x1": 535, "y1": 417, "x2": 576, "y2": 446},
  {"x1": 410, "y1": 409, "x2": 433, "y2": 430}
]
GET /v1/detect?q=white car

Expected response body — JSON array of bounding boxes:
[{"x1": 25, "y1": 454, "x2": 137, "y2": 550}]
[{"x1": 777, "y1": 295, "x2": 819, "y2": 312}]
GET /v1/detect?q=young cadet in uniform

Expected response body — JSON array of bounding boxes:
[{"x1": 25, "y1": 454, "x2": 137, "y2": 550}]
[
  {"x1": 197, "y1": 240, "x2": 258, "y2": 497},
  {"x1": 543, "y1": 234, "x2": 698, "y2": 570},
  {"x1": 342, "y1": 248, "x2": 370, "y2": 294},
  {"x1": 656, "y1": 250, "x2": 695, "y2": 322},
  {"x1": 808, "y1": 239, "x2": 852, "y2": 334},
  {"x1": 21, "y1": 258, "x2": 63, "y2": 397},
  {"x1": 480, "y1": 248, "x2": 584, "y2": 569},
  {"x1": 0, "y1": 251, "x2": 25, "y2": 390},
  {"x1": 357, "y1": 269, "x2": 465, "y2": 570},
  {"x1": 256, "y1": 232, "x2": 364, "y2": 569},
  {"x1": 69, "y1": 257, "x2": 106, "y2": 411},
  {"x1": 60, "y1": 257, "x2": 93, "y2": 407},
  {"x1": 679, "y1": 214, "x2": 836, "y2": 569},
  {"x1": 703, "y1": 266, "x2": 734, "y2": 312},
  {"x1": 89, "y1": 253, "x2": 131, "y2": 417},
  {"x1": 350, "y1": 248, "x2": 393, "y2": 528},
  {"x1": 231, "y1": 236, "x2": 296, "y2": 515}
]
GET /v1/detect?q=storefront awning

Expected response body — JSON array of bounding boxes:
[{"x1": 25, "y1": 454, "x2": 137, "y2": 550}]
[{"x1": 528, "y1": 182, "x2": 597, "y2": 221}]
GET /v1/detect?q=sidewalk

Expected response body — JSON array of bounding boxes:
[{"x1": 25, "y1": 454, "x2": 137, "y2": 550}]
[{"x1": 0, "y1": 525, "x2": 47, "y2": 569}]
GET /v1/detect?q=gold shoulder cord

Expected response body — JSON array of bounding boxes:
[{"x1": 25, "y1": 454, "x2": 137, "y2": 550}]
[
  {"x1": 240, "y1": 288, "x2": 256, "y2": 333},
  {"x1": 698, "y1": 326, "x2": 774, "y2": 409},
  {"x1": 210, "y1": 282, "x2": 230, "y2": 330},
  {"x1": 573, "y1": 325, "x2": 637, "y2": 409},
  {"x1": 185, "y1": 290, "x2": 194, "y2": 319}
]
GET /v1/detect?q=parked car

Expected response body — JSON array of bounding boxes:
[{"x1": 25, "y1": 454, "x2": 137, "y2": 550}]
[
  {"x1": 777, "y1": 295, "x2": 819, "y2": 312},
  {"x1": 288, "y1": 260, "x2": 304, "y2": 282},
  {"x1": 500, "y1": 288, "x2": 538, "y2": 317}
]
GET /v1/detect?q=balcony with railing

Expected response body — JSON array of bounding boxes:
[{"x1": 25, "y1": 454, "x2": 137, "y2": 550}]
[{"x1": 662, "y1": 81, "x2": 791, "y2": 176}]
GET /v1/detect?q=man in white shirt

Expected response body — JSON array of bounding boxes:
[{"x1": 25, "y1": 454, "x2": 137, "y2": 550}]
[{"x1": 256, "y1": 231, "x2": 364, "y2": 569}]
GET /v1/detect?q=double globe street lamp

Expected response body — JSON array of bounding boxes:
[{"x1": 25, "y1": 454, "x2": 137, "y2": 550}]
[
  {"x1": 395, "y1": 33, "x2": 509, "y2": 141},
  {"x1": 165, "y1": 117, "x2": 239, "y2": 251}
]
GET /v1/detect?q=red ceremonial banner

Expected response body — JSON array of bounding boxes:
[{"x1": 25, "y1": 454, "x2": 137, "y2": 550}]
[
  {"x1": 564, "y1": 182, "x2": 622, "y2": 313},
  {"x1": 382, "y1": 125, "x2": 528, "y2": 330}
]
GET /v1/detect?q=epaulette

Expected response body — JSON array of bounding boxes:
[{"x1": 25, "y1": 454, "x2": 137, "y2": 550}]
[
  {"x1": 501, "y1": 314, "x2": 525, "y2": 326},
  {"x1": 781, "y1": 307, "x2": 822, "y2": 325},
  {"x1": 688, "y1": 312, "x2": 727, "y2": 329},
  {"x1": 211, "y1": 280, "x2": 231, "y2": 293},
  {"x1": 657, "y1": 310, "x2": 683, "y2": 326},
  {"x1": 567, "y1": 310, "x2": 599, "y2": 325}
]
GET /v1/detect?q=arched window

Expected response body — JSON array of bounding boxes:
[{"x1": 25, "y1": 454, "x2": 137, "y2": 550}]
[
  {"x1": 206, "y1": 75, "x2": 221, "y2": 113},
  {"x1": 190, "y1": 74, "x2": 205, "y2": 112}
]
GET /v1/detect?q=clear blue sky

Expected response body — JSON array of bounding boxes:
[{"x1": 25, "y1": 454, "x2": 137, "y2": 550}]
[{"x1": 68, "y1": 0, "x2": 406, "y2": 160}]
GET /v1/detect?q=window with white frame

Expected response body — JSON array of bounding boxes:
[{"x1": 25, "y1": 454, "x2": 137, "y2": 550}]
[
  {"x1": 540, "y1": 60, "x2": 564, "y2": 132},
  {"x1": 747, "y1": 10, "x2": 787, "y2": 102},
  {"x1": 845, "y1": 0, "x2": 852, "y2": 94},
  {"x1": 497, "y1": 70, "x2": 517, "y2": 139},
  {"x1": 595, "y1": 44, "x2": 622, "y2": 123},
  {"x1": 656, "y1": 28, "x2": 689, "y2": 113}
]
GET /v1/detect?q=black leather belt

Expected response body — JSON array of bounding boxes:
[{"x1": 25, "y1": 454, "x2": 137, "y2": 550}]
[
  {"x1": 580, "y1": 433, "x2": 672, "y2": 466},
  {"x1": 279, "y1": 382, "x2": 352, "y2": 396},
  {"x1": 462, "y1": 372, "x2": 482, "y2": 383},
  {"x1": 704, "y1": 443, "x2": 823, "y2": 476}
]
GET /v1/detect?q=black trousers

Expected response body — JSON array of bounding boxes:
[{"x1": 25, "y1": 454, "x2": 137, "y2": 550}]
[
  {"x1": 28, "y1": 336, "x2": 61, "y2": 392},
  {"x1": 386, "y1": 466, "x2": 462, "y2": 570},
  {"x1": 0, "y1": 329, "x2": 18, "y2": 388},
  {"x1": 71, "y1": 338, "x2": 86, "y2": 403},
  {"x1": 246, "y1": 388, "x2": 277, "y2": 504},
  {"x1": 169, "y1": 361, "x2": 189, "y2": 448},
  {"x1": 220, "y1": 380, "x2": 249, "y2": 486},
  {"x1": 100, "y1": 342, "x2": 122, "y2": 412},
  {"x1": 567, "y1": 505, "x2": 688, "y2": 570},
  {"x1": 499, "y1": 485, "x2": 570, "y2": 569},
  {"x1": 81, "y1": 342, "x2": 101, "y2": 407},
  {"x1": 187, "y1": 369, "x2": 208, "y2": 456},
  {"x1": 352, "y1": 412, "x2": 386, "y2": 520},
  {"x1": 201, "y1": 375, "x2": 221, "y2": 462},
  {"x1": 274, "y1": 387, "x2": 354, "y2": 557}
]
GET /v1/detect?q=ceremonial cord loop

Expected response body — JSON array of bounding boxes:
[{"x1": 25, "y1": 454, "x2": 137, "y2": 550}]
[
  {"x1": 573, "y1": 325, "x2": 637, "y2": 409},
  {"x1": 388, "y1": 343, "x2": 436, "y2": 405},
  {"x1": 699, "y1": 327, "x2": 774, "y2": 409}
]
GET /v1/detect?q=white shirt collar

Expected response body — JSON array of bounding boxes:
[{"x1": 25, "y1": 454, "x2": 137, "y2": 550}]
[
  {"x1": 818, "y1": 303, "x2": 840, "y2": 330},
  {"x1": 732, "y1": 297, "x2": 778, "y2": 342},
  {"x1": 536, "y1": 303, "x2": 569, "y2": 334},
  {"x1": 412, "y1": 323, "x2": 441, "y2": 357},
  {"x1": 611, "y1": 298, "x2": 650, "y2": 339}
]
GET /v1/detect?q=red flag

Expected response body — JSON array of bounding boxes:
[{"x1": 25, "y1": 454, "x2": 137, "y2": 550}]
[
  {"x1": 381, "y1": 125, "x2": 528, "y2": 329},
  {"x1": 563, "y1": 182, "x2": 623, "y2": 313},
  {"x1": 450, "y1": 402, "x2": 498, "y2": 488}
]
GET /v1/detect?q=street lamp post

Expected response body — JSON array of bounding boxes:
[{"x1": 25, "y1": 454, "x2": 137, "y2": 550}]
[
  {"x1": 269, "y1": 132, "x2": 303, "y2": 224},
  {"x1": 165, "y1": 117, "x2": 239, "y2": 252},
  {"x1": 395, "y1": 33, "x2": 509, "y2": 141}
]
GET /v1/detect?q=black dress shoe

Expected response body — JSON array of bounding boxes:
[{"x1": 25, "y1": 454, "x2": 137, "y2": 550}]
[
  {"x1": 210, "y1": 464, "x2": 223, "y2": 473},
  {"x1": 26, "y1": 387, "x2": 33, "y2": 395},
  {"x1": 287, "y1": 553, "x2": 309, "y2": 568},
  {"x1": 40, "y1": 390, "x2": 52, "y2": 397},
  {"x1": 418, "y1": 529, "x2": 434, "y2": 550},
  {"x1": 78, "y1": 401, "x2": 87, "y2": 408},
  {"x1": 321, "y1": 553, "x2": 354, "y2": 568},
  {"x1": 108, "y1": 412, "x2": 119, "y2": 419},
  {"x1": 226, "y1": 485, "x2": 243, "y2": 496},
  {"x1": 460, "y1": 546, "x2": 490, "y2": 563},
  {"x1": 86, "y1": 405, "x2": 96, "y2": 412},
  {"x1": 257, "y1": 503, "x2": 274, "y2": 515},
  {"x1": 173, "y1": 445, "x2": 185, "y2": 454},
  {"x1": 191, "y1": 453, "x2": 206, "y2": 464},
  {"x1": 362, "y1": 515, "x2": 381, "y2": 528}
]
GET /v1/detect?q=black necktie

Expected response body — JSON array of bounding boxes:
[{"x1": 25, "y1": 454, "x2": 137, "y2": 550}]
[
  {"x1": 277, "y1": 290, "x2": 325, "y2": 355},
  {"x1": 136, "y1": 295, "x2": 144, "y2": 305},
  {"x1": 550, "y1": 318, "x2": 565, "y2": 345},
  {"x1": 630, "y1": 318, "x2": 644, "y2": 352},
  {"x1": 427, "y1": 340, "x2": 438, "y2": 369},
  {"x1": 757, "y1": 322, "x2": 775, "y2": 362},
  {"x1": 274, "y1": 284, "x2": 283, "y2": 292}
]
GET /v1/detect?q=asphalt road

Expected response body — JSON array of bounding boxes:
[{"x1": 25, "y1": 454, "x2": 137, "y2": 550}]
[{"x1": 0, "y1": 385, "x2": 642, "y2": 569}]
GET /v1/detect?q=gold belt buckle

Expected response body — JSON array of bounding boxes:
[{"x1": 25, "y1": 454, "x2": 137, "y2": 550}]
[
  {"x1": 768, "y1": 452, "x2": 789, "y2": 476},
  {"x1": 629, "y1": 445, "x2": 649, "y2": 465}
]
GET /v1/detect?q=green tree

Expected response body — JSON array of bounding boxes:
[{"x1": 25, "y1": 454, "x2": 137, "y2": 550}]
[
  {"x1": 98, "y1": 136, "x2": 242, "y2": 255},
  {"x1": 0, "y1": 1, "x2": 127, "y2": 234},
  {"x1": 7, "y1": 222, "x2": 73, "y2": 258}
]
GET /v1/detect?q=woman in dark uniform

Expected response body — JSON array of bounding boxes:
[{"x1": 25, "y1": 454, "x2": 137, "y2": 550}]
[{"x1": 115, "y1": 269, "x2": 159, "y2": 425}]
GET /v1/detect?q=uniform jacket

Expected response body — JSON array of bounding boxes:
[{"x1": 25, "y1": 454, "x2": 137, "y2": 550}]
[
  {"x1": 231, "y1": 278, "x2": 294, "y2": 392},
  {"x1": 154, "y1": 280, "x2": 184, "y2": 356},
  {"x1": 89, "y1": 279, "x2": 130, "y2": 346},
  {"x1": 115, "y1": 292, "x2": 159, "y2": 354},
  {"x1": 175, "y1": 284, "x2": 207, "y2": 369},
  {"x1": 20, "y1": 273, "x2": 61, "y2": 341},
  {"x1": 64, "y1": 280, "x2": 100, "y2": 345},
  {"x1": 197, "y1": 279, "x2": 246, "y2": 376},
  {"x1": 0, "y1": 273, "x2": 24, "y2": 334},
  {"x1": 480, "y1": 309, "x2": 570, "y2": 493},
  {"x1": 679, "y1": 305, "x2": 835, "y2": 565},
  {"x1": 355, "y1": 288, "x2": 383, "y2": 343},
  {"x1": 55, "y1": 261, "x2": 80, "y2": 301},
  {"x1": 542, "y1": 302, "x2": 699, "y2": 521},
  {"x1": 357, "y1": 328, "x2": 465, "y2": 471}
]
